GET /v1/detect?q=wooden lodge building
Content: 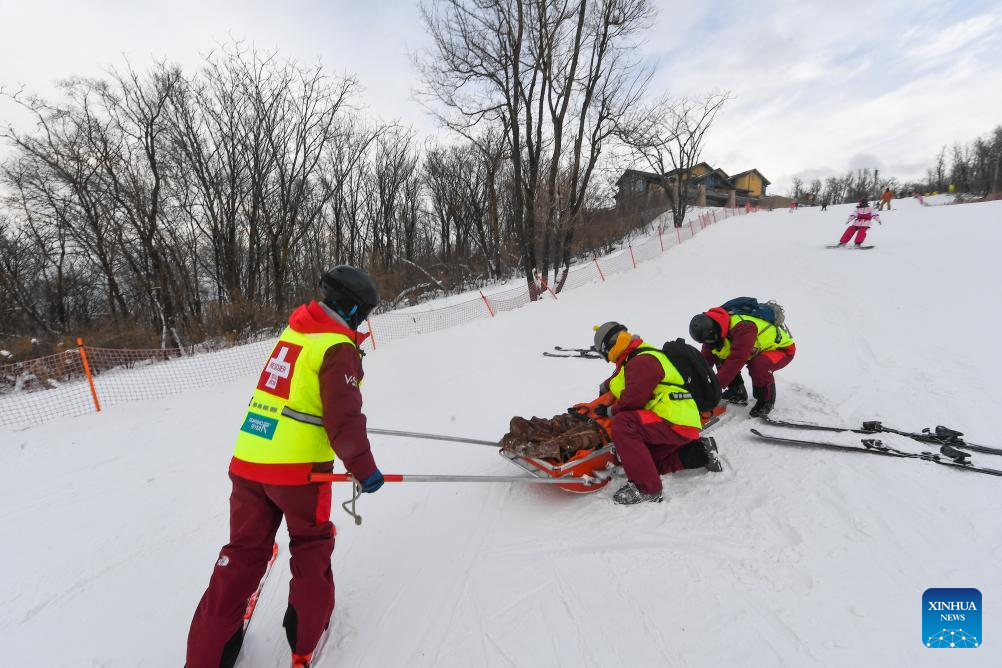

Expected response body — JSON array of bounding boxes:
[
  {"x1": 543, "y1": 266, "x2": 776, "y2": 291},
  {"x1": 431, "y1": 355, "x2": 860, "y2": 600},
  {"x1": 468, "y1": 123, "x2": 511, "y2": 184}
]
[{"x1": 614, "y1": 163, "x2": 771, "y2": 212}]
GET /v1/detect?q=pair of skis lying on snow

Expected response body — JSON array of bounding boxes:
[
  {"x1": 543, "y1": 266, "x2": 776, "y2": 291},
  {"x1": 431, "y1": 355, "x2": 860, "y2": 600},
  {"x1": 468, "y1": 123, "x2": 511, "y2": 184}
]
[{"x1": 752, "y1": 417, "x2": 1002, "y2": 477}]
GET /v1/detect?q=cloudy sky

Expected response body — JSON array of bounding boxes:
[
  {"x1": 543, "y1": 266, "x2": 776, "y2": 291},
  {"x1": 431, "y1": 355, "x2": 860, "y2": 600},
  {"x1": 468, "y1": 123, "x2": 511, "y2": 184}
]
[{"x1": 1, "y1": 0, "x2": 1000, "y2": 193}]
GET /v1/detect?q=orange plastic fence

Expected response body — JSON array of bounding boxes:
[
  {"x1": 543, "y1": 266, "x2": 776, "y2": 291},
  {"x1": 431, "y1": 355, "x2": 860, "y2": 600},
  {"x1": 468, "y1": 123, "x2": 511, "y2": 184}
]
[{"x1": 0, "y1": 208, "x2": 756, "y2": 430}]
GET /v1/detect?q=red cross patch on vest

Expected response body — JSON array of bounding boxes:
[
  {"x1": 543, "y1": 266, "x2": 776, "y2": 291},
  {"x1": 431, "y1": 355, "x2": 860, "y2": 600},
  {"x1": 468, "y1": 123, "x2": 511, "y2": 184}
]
[{"x1": 256, "y1": 342, "x2": 303, "y2": 399}]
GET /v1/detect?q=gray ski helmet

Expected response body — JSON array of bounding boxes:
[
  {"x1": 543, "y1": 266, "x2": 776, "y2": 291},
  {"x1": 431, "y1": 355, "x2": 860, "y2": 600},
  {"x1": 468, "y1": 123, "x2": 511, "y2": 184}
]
[
  {"x1": 593, "y1": 321, "x2": 627, "y2": 360},
  {"x1": 689, "y1": 313, "x2": 719, "y2": 344},
  {"x1": 319, "y1": 265, "x2": 379, "y2": 329}
]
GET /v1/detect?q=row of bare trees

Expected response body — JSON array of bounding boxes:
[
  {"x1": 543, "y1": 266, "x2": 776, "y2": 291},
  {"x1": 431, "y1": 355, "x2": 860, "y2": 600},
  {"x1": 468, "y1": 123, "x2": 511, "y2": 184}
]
[
  {"x1": 793, "y1": 169, "x2": 893, "y2": 206},
  {"x1": 0, "y1": 45, "x2": 521, "y2": 347},
  {"x1": 2, "y1": 2, "x2": 728, "y2": 350},
  {"x1": 922, "y1": 128, "x2": 1002, "y2": 195},
  {"x1": 791, "y1": 125, "x2": 1002, "y2": 204}
]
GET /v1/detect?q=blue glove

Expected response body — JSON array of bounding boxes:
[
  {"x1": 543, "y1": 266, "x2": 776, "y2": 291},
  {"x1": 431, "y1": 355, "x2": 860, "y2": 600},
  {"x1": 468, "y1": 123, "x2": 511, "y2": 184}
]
[{"x1": 359, "y1": 470, "x2": 384, "y2": 494}]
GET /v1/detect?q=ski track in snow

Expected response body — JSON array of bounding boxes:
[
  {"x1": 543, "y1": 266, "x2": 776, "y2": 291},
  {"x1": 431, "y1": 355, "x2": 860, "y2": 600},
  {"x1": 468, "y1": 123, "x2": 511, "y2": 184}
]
[{"x1": 2, "y1": 199, "x2": 1002, "y2": 666}]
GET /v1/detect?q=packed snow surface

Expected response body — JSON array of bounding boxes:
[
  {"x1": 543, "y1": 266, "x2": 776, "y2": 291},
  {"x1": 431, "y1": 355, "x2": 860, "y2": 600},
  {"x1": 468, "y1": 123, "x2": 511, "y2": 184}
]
[{"x1": 2, "y1": 198, "x2": 1001, "y2": 666}]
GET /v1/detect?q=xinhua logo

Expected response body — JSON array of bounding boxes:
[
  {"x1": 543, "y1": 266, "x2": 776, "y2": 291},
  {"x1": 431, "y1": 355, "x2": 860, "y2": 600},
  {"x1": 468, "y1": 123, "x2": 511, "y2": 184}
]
[{"x1": 923, "y1": 588, "x2": 981, "y2": 648}]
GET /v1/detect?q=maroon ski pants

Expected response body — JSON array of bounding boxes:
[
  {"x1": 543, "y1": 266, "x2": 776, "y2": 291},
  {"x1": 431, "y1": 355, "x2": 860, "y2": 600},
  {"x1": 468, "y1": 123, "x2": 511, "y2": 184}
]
[
  {"x1": 186, "y1": 473, "x2": 335, "y2": 667},
  {"x1": 747, "y1": 344, "x2": 796, "y2": 395},
  {"x1": 612, "y1": 410, "x2": 702, "y2": 495}
]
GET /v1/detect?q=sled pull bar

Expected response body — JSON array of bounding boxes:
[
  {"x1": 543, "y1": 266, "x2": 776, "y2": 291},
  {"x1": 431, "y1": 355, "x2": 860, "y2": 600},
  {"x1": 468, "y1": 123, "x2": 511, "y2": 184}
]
[
  {"x1": 368, "y1": 427, "x2": 499, "y2": 447},
  {"x1": 310, "y1": 472, "x2": 607, "y2": 485}
]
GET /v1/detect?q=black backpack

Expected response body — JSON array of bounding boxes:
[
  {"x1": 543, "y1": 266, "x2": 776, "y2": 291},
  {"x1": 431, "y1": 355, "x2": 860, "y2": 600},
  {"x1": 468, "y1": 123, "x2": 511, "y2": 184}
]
[{"x1": 660, "y1": 338, "x2": 721, "y2": 412}]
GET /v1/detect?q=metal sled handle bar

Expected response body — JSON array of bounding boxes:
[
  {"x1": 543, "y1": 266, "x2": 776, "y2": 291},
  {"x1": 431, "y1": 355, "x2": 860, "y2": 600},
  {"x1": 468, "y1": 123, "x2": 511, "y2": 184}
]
[
  {"x1": 310, "y1": 472, "x2": 607, "y2": 485},
  {"x1": 369, "y1": 427, "x2": 499, "y2": 447}
]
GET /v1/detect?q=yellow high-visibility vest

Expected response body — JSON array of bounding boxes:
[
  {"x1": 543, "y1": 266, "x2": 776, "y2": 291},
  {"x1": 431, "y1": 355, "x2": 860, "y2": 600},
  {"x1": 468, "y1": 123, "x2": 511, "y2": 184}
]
[
  {"x1": 609, "y1": 348, "x2": 701, "y2": 428},
  {"x1": 712, "y1": 314, "x2": 794, "y2": 360},
  {"x1": 233, "y1": 328, "x2": 356, "y2": 464}
]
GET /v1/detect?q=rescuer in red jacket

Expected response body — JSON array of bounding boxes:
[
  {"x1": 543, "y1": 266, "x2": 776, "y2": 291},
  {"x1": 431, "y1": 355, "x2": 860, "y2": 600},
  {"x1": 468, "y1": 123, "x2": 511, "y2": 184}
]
[{"x1": 187, "y1": 266, "x2": 382, "y2": 668}]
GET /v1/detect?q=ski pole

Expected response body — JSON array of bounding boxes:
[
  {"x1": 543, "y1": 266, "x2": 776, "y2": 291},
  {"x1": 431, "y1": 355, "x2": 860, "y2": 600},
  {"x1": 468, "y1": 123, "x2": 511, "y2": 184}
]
[
  {"x1": 322, "y1": 470, "x2": 609, "y2": 528},
  {"x1": 310, "y1": 472, "x2": 607, "y2": 485},
  {"x1": 368, "y1": 427, "x2": 498, "y2": 447}
]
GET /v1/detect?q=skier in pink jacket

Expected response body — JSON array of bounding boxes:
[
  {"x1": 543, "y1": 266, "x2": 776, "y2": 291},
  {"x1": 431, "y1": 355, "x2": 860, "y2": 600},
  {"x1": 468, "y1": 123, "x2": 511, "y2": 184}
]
[{"x1": 836, "y1": 199, "x2": 881, "y2": 247}]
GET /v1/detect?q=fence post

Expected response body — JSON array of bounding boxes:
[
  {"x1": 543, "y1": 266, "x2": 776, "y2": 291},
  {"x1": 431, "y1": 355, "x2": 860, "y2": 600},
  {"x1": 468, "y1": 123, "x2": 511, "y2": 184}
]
[
  {"x1": 689, "y1": 220, "x2": 696, "y2": 238},
  {"x1": 479, "y1": 291, "x2": 496, "y2": 317},
  {"x1": 628, "y1": 244, "x2": 637, "y2": 269},
  {"x1": 366, "y1": 318, "x2": 377, "y2": 349},
  {"x1": 76, "y1": 337, "x2": 102, "y2": 413},
  {"x1": 593, "y1": 257, "x2": 606, "y2": 281},
  {"x1": 658, "y1": 227, "x2": 664, "y2": 252}
]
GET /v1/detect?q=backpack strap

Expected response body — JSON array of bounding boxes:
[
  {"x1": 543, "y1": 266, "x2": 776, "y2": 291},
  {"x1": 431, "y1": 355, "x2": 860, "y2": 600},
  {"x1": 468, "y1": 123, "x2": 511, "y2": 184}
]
[
  {"x1": 635, "y1": 346, "x2": 691, "y2": 395},
  {"x1": 629, "y1": 346, "x2": 674, "y2": 387}
]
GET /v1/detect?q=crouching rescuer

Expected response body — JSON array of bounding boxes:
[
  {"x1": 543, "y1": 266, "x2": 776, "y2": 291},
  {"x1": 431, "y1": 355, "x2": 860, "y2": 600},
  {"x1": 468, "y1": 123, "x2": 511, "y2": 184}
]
[
  {"x1": 593, "y1": 322, "x2": 723, "y2": 505},
  {"x1": 688, "y1": 300, "x2": 796, "y2": 418},
  {"x1": 186, "y1": 265, "x2": 383, "y2": 668}
]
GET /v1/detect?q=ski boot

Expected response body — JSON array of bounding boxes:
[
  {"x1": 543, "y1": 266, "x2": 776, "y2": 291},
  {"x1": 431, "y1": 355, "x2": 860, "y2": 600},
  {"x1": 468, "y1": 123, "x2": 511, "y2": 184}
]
[
  {"x1": 612, "y1": 481, "x2": 663, "y2": 505},
  {"x1": 700, "y1": 437, "x2": 724, "y2": 472},
  {"x1": 721, "y1": 377, "x2": 748, "y2": 405},
  {"x1": 749, "y1": 385, "x2": 776, "y2": 418},
  {"x1": 291, "y1": 653, "x2": 313, "y2": 668}
]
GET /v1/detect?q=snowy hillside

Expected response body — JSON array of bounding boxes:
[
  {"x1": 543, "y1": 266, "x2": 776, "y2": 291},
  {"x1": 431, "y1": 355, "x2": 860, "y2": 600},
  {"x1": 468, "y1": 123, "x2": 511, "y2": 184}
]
[{"x1": 2, "y1": 198, "x2": 1001, "y2": 666}]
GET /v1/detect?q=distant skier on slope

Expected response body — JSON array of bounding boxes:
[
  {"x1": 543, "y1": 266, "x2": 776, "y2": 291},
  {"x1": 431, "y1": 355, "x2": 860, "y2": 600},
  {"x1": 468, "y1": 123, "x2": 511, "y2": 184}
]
[
  {"x1": 835, "y1": 198, "x2": 881, "y2": 247},
  {"x1": 186, "y1": 266, "x2": 384, "y2": 668},
  {"x1": 591, "y1": 322, "x2": 722, "y2": 505},
  {"x1": 689, "y1": 304, "x2": 796, "y2": 418},
  {"x1": 878, "y1": 188, "x2": 894, "y2": 210}
]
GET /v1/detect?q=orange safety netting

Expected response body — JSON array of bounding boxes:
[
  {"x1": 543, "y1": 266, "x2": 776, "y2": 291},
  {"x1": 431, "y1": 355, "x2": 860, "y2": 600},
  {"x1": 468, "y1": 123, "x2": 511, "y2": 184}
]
[{"x1": 0, "y1": 208, "x2": 756, "y2": 430}]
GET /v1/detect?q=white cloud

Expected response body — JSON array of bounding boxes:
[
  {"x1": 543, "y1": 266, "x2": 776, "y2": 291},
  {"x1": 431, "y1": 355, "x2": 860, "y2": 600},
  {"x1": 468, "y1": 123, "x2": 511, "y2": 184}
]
[{"x1": 1, "y1": 0, "x2": 1000, "y2": 195}]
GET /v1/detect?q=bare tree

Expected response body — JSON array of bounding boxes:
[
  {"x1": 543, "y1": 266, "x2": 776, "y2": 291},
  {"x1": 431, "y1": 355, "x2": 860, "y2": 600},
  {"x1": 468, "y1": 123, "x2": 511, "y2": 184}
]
[
  {"x1": 616, "y1": 91, "x2": 730, "y2": 227},
  {"x1": 416, "y1": 0, "x2": 654, "y2": 296},
  {"x1": 790, "y1": 176, "x2": 804, "y2": 200}
]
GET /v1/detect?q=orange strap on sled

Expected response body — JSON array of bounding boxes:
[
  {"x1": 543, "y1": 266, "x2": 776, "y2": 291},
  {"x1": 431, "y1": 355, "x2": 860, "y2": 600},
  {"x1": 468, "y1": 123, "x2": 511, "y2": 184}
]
[{"x1": 567, "y1": 392, "x2": 615, "y2": 444}]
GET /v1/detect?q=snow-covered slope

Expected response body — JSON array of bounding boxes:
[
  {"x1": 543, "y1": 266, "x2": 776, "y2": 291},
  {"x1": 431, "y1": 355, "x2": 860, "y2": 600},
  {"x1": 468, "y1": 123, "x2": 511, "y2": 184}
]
[{"x1": 2, "y1": 199, "x2": 1001, "y2": 666}]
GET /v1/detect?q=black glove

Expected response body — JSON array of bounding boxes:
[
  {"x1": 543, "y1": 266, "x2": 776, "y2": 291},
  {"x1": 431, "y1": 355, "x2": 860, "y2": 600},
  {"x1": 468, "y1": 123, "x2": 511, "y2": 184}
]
[
  {"x1": 359, "y1": 470, "x2": 384, "y2": 493},
  {"x1": 593, "y1": 404, "x2": 611, "y2": 418}
]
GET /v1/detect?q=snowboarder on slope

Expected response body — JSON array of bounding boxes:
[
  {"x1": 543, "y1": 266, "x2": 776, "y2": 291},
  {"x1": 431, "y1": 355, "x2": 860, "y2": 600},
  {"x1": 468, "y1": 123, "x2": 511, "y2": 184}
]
[
  {"x1": 878, "y1": 188, "x2": 894, "y2": 210},
  {"x1": 688, "y1": 308, "x2": 796, "y2": 417},
  {"x1": 592, "y1": 322, "x2": 722, "y2": 505},
  {"x1": 836, "y1": 199, "x2": 881, "y2": 247},
  {"x1": 186, "y1": 266, "x2": 384, "y2": 668}
]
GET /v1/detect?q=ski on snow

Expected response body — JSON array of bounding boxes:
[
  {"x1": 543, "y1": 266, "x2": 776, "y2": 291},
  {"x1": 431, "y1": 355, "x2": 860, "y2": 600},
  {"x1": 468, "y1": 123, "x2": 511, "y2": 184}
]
[
  {"x1": 293, "y1": 627, "x2": 331, "y2": 668},
  {"x1": 543, "y1": 346, "x2": 602, "y2": 359},
  {"x1": 749, "y1": 428, "x2": 1002, "y2": 477},
  {"x1": 759, "y1": 416, "x2": 1002, "y2": 456},
  {"x1": 825, "y1": 244, "x2": 874, "y2": 250},
  {"x1": 243, "y1": 542, "x2": 279, "y2": 633}
]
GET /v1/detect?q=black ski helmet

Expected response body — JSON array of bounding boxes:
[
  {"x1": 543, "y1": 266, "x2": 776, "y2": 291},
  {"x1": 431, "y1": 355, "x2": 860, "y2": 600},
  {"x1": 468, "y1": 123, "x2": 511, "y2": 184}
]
[
  {"x1": 319, "y1": 265, "x2": 379, "y2": 329},
  {"x1": 689, "y1": 313, "x2": 720, "y2": 345},
  {"x1": 858, "y1": 198, "x2": 869, "y2": 208}
]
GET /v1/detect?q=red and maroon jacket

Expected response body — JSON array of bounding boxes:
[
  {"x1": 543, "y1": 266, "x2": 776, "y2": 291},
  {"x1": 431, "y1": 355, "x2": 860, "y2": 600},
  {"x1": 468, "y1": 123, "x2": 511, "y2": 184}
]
[{"x1": 700, "y1": 317, "x2": 758, "y2": 389}]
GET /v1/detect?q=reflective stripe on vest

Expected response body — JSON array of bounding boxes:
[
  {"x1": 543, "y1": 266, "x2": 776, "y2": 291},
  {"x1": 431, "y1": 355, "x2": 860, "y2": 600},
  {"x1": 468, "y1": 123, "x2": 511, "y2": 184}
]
[
  {"x1": 608, "y1": 348, "x2": 702, "y2": 429},
  {"x1": 233, "y1": 328, "x2": 356, "y2": 465},
  {"x1": 712, "y1": 314, "x2": 794, "y2": 360}
]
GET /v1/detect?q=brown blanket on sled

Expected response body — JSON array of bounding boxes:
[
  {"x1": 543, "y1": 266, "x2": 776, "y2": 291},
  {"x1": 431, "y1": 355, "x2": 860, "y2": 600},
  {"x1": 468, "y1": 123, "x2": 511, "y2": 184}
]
[{"x1": 499, "y1": 414, "x2": 605, "y2": 461}]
